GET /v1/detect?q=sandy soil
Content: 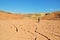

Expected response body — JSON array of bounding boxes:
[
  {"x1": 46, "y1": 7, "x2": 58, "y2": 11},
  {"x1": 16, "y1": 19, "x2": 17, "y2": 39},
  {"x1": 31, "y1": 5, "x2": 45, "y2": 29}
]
[{"x1": 0, "y1": 19, "x2": 60, "y2": 40}]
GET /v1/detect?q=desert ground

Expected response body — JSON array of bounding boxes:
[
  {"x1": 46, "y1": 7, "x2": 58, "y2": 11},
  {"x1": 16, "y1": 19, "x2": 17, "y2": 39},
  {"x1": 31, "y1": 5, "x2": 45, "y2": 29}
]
[{"x1": 0, "y1": 11, "x2": 60, "y2": 40}]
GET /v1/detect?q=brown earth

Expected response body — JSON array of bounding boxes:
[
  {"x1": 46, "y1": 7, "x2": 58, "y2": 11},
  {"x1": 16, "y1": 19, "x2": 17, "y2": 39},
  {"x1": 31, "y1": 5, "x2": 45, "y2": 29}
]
[
  {"x1": 41, "y1": 12, "x2": 60, "y2": 20},
  {"x1": 0, "y1": 11, "x2": 60, "y2": 20},
  {"x1": 0, "y1": 20, "x2": 60, "y2": 40},
  {"x1": 0, "y1": 11, "x2": 60, "y2": 40}
]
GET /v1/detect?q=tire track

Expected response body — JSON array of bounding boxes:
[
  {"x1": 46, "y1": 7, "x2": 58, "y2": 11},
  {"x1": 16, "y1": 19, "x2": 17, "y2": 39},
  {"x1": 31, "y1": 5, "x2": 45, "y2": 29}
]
[
  {"x1": 35, "y1": 27, "x2": 51, "y2": 40},
  {"x1": 11, "y1": 24, "x2": 18, "y2": 32}
]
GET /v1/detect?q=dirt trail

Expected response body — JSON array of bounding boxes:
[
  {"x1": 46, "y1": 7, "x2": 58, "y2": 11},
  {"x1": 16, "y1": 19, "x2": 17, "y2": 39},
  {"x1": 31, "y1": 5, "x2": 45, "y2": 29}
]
[{"x1": 0, "y1": 20, "x2": 60, "y2": 40}]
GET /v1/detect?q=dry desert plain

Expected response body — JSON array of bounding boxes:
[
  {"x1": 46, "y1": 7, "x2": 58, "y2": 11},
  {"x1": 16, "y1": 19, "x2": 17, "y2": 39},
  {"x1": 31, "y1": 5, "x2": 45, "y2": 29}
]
[{"x1": 0, "y1": 11, "x2": 60, "y2": 40}]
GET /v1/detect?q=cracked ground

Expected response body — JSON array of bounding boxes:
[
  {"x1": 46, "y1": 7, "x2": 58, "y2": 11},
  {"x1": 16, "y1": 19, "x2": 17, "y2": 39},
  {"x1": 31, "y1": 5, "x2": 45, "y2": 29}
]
[{"x1": 0, "y1": 19, "x2": 60, "y2": 40}]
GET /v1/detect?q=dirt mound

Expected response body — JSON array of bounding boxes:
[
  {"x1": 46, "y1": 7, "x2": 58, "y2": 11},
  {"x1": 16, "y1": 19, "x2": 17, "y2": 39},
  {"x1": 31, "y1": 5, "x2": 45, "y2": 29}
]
[
  {"x1": 0, "y1": 11, "x2": 41, "y2": 20},
  {"x1": 41, "y1": 12, "x2": 60, "y2": 20},
  {"x1": 0, "y1": 11, "x2": 60, "y2": 20},
  {"x1": 0, "y1": 11, "x2": 24, "y2": 20}
]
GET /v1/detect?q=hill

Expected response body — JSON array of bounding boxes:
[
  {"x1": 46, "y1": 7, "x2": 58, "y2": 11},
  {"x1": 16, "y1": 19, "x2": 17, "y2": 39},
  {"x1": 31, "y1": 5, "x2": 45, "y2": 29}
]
[
  {"x1": 0, "y1": 11, "x2": 60, "y2": 20},
  {"x1": 41, "y1": 12, "x2": 60, "y2": 20}
]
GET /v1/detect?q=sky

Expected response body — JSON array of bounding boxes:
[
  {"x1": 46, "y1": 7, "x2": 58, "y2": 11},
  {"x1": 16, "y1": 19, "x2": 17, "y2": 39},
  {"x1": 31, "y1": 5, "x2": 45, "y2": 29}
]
[{"x1": 0, "y1": 0, "x2": 60, "y2": 13}]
